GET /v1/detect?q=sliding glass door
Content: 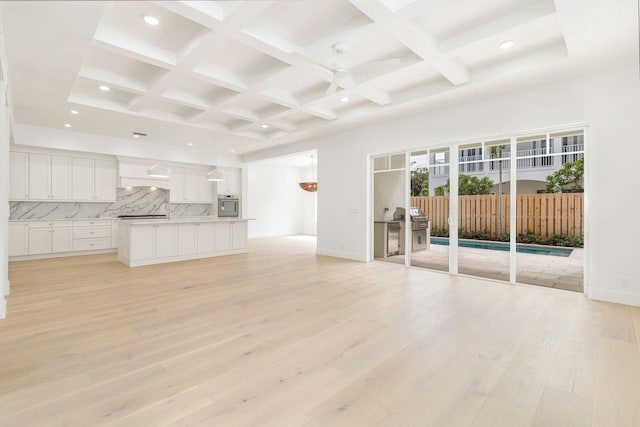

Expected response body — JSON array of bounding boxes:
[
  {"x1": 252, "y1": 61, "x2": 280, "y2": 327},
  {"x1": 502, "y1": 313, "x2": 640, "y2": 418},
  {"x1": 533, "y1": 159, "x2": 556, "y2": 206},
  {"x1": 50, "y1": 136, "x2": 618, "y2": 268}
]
[
  {"x1": 371, "y1": 126, "x2": 586, "y2": 294},
  {"x1": 408, "y1": 148, "x2": 449, "y2": 271}
]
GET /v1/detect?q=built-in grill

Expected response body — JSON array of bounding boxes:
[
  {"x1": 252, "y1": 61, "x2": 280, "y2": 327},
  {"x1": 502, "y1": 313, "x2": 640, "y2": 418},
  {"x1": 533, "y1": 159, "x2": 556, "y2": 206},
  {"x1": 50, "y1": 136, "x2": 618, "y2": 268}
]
[
  {"x1": 118, "y1": 214, "x2": 168, "y2": 220},
  {"x1": 393, "y1": 207, "x2": 429, "y2": 252}
]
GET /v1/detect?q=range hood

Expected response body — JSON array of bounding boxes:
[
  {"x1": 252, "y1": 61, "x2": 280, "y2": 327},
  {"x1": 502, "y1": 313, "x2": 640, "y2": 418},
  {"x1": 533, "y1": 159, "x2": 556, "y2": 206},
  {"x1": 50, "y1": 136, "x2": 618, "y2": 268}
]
[{"x1": 119, "y1": 161, "x2": 170, "y2": 189}]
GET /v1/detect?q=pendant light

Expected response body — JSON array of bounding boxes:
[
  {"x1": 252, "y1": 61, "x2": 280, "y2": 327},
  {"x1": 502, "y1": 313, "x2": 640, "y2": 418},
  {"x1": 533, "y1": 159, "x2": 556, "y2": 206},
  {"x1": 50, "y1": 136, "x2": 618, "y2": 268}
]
[
  {"x1": 298, "y1": 155, "x2": 317, "y2": 192},
  {"x1": 207, "y1": 167, "x2": 225, "y2": 182},
  {"x1": 147, "y1": 164, "x2": 171, "y2": 178}
]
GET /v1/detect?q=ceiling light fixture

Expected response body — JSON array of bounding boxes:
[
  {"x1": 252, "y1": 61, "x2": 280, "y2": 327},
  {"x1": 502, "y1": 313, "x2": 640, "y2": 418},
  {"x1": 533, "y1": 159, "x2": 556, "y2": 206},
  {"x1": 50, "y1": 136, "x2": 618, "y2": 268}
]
[
  {"x1": 261, "y1": 124, "x2": 269, "y2": 129},
  {"x1": 207, "y1": 167, "x2": 225, "y2": 182},
  {"x1": 299, "y1": 155, "x2": 317, "y2": 192},
  {"x1": 500, "y1": 40, "x2": 514, "y2": 49},
  {"x1": 147, "y1": 164, "x2": 170, "y2": 179},
  {"x1": 144, "y1": 16, "x2": 159, "y2": 26},
  {"x1": 99, "y1": 85, "x2": 110, "y2": 91},
  {"x1": 70, "y1": 110, "x2": 79, "y2": 115},
  {"x1": 132, "y1": 131, "x2": 147, "y2": 138},
  {"x1": 340, "y1": 96, "x2": 350, "y2": 103},
  {"x1": 64, "y1": 124, "x2": 72, "y2": 128}
]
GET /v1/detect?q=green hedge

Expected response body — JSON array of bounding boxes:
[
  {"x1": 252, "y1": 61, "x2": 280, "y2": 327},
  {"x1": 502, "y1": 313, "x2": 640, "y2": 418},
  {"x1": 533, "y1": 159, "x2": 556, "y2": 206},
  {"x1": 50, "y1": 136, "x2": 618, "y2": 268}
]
[{"x1": 429, "y1": 227, "x2": 583, "y2": 248}]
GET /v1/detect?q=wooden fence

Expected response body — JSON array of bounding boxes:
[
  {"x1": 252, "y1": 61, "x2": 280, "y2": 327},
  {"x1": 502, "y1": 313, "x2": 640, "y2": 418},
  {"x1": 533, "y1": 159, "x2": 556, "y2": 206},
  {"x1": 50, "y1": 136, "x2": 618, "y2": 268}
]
[{"x1": 411, "y1": 193, "x2": 584, "y2": 238}]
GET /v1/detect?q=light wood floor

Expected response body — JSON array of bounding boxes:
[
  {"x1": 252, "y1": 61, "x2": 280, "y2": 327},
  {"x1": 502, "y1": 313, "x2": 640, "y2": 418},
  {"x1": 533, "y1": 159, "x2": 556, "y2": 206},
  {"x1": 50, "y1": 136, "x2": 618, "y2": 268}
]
[{"x1": 2, "y1": 236, "x2": 639, "y2": 426}]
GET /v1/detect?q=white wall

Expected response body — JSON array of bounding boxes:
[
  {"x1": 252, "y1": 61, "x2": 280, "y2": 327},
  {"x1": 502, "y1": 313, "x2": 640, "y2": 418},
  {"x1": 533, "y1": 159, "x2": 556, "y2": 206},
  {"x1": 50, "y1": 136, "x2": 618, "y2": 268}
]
[
  {"x1": 247, "y1": 162, "x2": 316, "y2": 238},
  {"x1": 258, "y1": 63, "x2": 640, "y2": 307}
]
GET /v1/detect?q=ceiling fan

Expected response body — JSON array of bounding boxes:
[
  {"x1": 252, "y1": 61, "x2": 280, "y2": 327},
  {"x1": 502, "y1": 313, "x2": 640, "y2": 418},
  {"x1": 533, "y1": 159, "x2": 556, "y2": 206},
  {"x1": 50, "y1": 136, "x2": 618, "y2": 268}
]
[{"x1": 323, "y1": 42, "x2": 401, "y2": 95}]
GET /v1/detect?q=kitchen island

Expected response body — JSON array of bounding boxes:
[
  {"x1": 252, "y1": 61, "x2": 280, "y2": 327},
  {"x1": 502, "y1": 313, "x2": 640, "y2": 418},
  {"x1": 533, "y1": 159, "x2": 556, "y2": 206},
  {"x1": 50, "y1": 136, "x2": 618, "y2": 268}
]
[{"x1": 117, "y1": 216, "x2": 251, "y2": 267}]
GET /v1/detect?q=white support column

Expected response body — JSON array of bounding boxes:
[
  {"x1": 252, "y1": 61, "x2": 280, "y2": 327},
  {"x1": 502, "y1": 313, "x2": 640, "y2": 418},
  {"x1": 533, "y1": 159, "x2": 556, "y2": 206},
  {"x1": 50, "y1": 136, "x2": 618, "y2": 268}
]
[
  {"x1": 449, "y1": 145, "x2": 459, "y2": 275},
  {"x1": 405, "y1": 151, "x2": 411, "y2": 267},
  {"x1": 509, "y1": 136, "x2": 517, "y2": 284},
  {"x1": 0, "y1": 83, "x2": 8, "y2": 318}
]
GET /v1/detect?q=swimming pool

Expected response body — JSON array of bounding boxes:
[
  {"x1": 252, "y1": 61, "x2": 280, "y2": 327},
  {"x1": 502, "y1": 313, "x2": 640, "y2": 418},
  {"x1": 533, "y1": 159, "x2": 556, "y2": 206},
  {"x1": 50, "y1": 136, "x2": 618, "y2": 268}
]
[{"x1": 430, "y1": 237, "x2": 574, "y2": 257}]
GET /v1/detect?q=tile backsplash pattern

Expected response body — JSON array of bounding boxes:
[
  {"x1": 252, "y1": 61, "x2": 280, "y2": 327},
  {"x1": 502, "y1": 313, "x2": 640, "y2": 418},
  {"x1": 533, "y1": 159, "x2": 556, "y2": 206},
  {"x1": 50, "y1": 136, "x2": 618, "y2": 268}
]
[{"x1": 10, "y1": 186, "x2": 212, "y2": 220}]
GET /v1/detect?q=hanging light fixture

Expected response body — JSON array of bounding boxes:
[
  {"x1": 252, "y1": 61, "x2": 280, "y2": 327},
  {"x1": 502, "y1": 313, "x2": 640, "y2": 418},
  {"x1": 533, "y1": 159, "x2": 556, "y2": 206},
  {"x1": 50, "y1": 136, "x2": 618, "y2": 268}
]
[
  {"x1": 147, "y1": 164, "x2": 171, "y2": 178},
  {"x1": 298, "y1": 155, "x2": 317, "y2": 192},
  {"x1": 207, "y1": 167, "x2": 225, "y2": 182}
]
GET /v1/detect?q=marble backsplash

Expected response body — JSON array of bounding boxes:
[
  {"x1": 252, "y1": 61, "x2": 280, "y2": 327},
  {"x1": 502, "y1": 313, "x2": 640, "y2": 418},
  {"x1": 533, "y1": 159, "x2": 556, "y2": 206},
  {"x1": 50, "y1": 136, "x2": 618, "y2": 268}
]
[{"x1": 10, "y1": 186, "x2": 212, "y2": 220}]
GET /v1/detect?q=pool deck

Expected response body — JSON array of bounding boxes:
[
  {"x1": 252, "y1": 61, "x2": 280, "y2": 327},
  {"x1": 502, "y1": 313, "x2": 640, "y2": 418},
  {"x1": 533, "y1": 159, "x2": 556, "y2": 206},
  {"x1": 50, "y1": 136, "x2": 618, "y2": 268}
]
[{"x1": 378, "y1": 243, "x2": 584, "y2": 293}]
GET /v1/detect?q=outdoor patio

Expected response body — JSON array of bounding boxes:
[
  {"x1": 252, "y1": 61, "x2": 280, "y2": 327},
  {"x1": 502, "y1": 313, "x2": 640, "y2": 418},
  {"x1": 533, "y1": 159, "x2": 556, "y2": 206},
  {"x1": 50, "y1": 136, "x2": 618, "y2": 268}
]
[{"x1": 377, "y1": 243, "x2": 584, "y2": 293}]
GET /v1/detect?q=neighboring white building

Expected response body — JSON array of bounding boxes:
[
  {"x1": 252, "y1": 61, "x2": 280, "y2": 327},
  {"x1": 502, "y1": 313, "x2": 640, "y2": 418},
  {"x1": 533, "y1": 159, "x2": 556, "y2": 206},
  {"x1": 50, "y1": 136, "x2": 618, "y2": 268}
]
[{"x1": 419, "y1": 134, "x2": 584, "y2": 195}]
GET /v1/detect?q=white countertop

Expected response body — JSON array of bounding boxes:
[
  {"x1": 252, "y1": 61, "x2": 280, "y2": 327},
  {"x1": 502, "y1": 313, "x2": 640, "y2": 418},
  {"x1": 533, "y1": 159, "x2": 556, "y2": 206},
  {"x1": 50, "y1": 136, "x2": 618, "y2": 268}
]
[{"x1": 118, "y1": 216, "x2": 253, "y2": 225}]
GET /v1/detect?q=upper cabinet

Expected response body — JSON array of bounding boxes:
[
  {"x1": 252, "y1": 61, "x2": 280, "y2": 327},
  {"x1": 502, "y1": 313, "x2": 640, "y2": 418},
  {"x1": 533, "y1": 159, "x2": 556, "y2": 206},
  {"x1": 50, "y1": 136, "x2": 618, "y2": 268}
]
[
  {"x1": 28, "y1": 153, "x2": 71, "y2": 200},
  {"x1": 9, "y1": 151, "x2": 29, "y2": 200},
  {"x1": 71, "y1": 157, "x2": 117, "y2": 202},
  {"x1": 169, "y1": 167, "x2": 214, "y2": 204},
  {"x1": 217, "y1": 167, "x2": 241, "y2": 195}
]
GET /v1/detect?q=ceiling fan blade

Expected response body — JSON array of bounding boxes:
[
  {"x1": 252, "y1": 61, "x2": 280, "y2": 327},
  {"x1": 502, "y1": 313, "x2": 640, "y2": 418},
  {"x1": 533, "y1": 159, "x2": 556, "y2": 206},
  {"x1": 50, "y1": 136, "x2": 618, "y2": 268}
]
[
  {"x1": 350, "y1": 58, "x2": 401, "y2": 75},
  {"x1": 325, "y1": 77, "x2": 340, "y2": 95}
]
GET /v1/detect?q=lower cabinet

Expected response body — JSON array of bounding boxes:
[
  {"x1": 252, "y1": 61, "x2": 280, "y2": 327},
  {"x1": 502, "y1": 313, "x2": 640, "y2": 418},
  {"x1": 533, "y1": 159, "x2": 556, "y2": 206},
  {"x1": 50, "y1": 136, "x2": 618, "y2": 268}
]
[
  {"x1": 28, "y1": 222, "x2": 73, "y2": 255},
  {"x1": 8, "y1": 222, "x2": 30, "y2": 256},
  {"x1": 121, "y1": 220, "x2": 248, "y2": 266},
  {"x1": 131, "y1": 224, "x2": 177, "y2": 261},
  {"x1": 216, "y1": 221, "x2": 248, "y2": 251}
]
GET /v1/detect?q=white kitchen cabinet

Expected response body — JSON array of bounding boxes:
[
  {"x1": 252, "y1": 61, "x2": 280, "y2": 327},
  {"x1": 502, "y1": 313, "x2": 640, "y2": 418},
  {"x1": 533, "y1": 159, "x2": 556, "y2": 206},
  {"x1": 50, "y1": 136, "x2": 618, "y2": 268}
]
[
  {"x1": 28, "y1": 154, "x2": 71, "y2": 200},
  {"x1": 177, "y1": 223, "x2": 196, "y2": 256},
  {"x1": 94, "y1": 159, "x2": 117, "y2": 201},
  {"x1": 111, "y1": 220, "x2": 118, "y2": 249},
  {"x1": 72, "y1": 157, "x2": 116, "y2": 201},
  {"x1": 29, "y1": 228, "x2": 52, "y2": 255},
  {"x1": 131, "y1": 225, "x2": 154, "y2": 261},
  {"x1": 196, "y1": 222, "x2": 215, "y2": 254},
  {"x1": 130, "y1": 223, "x2": 177, "y2": 261},
  {"x1": 198, "y1": 174, "x2": 214, "y2": 203},
  {"x1": 217, "y1": 167, "x2": 241, "y2": 195},
  {"x1": 215, "y1": 222, "x2": 233, "y2": 251},
  {"x1": 9, "y1": 151, "x2": 29, "y2": 200},
  {"x1": 118, "y1": 219, "x2": 249, "y2": 267},
  {"x1": 170, "y1": 167, "x2": 213, "y2": 203},
  {"x1": 8, "y1": 222, "x2": 29, "y2": 256},
  {"x1": 185, "y1": 169, "x2": 199, "y2": 202},
  {"x1": 170, "y1": 167, "x2": 186, "y2": 202},
  {"x1": 154, "y1": 224, "x2": 177, "y2": 259},
  {"x1": 28, "y1": 223, "x2": 73, "y2": 255},
  {"x1": 232, "y1": 221, "x2": 248, "y2": 250}
]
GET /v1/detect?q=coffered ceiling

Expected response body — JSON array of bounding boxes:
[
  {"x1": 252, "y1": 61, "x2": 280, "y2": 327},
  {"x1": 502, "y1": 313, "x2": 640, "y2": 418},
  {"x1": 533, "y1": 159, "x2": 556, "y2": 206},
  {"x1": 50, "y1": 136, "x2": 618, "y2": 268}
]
[{"x1": 0, "y1": 0, "x2": 637, "y2": 155}]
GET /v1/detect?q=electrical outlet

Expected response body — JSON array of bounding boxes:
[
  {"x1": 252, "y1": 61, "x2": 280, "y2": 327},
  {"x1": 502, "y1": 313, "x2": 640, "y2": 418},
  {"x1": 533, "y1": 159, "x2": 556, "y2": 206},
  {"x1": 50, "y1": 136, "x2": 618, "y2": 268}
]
[{"x1": 621, "y1": 277, "x2": 630, "y2": 288}]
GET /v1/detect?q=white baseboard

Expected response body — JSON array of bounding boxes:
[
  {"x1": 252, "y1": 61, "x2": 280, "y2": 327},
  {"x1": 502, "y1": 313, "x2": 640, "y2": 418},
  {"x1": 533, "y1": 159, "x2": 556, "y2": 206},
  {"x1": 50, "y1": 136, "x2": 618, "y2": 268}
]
[
  {"x1": 588, "y1": 287, "x2": 640, "y2": 307},
  {"x1": 315, "y1": 247, "x2": 366, "y2": 262},
  {"x1": 9, "y1": 249, "x2": 116, "y2": 262}
]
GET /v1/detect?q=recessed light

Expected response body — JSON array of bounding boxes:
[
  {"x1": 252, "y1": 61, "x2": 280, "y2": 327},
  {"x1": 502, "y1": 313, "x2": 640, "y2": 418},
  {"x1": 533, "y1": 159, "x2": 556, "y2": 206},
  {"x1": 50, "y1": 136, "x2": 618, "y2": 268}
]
[
  {"x1": 144, "y1": 16, "x2": 159, "y2": 26},
  {"x1": 500, "y1": 40, "x2": 514, "y2": 49},
  {"x1": 70, "y1": 110, "x2": 79, "y2": 115},
  {"x1": 261, "y1": 124, "x2": 269, "y2": 129},
  {"x1": 99, "y1": 85, "x2": 110, "y2": 92},
  {"x1": 187, "y1": 142, "x2": 193, "y2": 146},
  {"x1": 340, "y1": 96, "x2": 350, "y2": 103},
  {"x1": 64, "y1": 124, "x2": 71, "y2": 128},
  {"x1": 229, "y1": 149, "x2": 236, "y2": 153}
]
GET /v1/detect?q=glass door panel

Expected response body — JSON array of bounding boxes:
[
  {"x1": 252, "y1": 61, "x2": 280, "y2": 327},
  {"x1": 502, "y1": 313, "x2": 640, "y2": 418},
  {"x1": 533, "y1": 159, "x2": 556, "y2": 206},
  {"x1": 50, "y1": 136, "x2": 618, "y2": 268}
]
[
  {"x1": 373, "y1": 153, "x2": 407, "y2": 265},
  {"x1": 409, "y1": 149, "x2": 449, "y2": 271},
  {"x1": 457, "y1": 140, "x2": 511, "y2": 281},
  {"x1": 515, "y1": 131, "x2": 584, "y2": 292}
]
